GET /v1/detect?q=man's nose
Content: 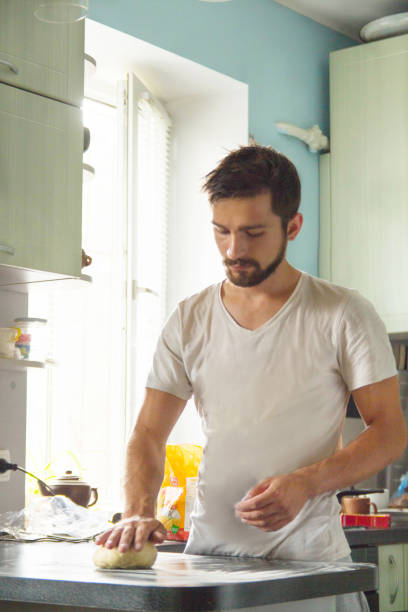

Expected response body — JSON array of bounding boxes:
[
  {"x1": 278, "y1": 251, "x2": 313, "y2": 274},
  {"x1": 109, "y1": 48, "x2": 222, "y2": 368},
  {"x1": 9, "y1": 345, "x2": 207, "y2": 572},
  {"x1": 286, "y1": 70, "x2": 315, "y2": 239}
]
[{"x1": 226, "y1": 234, "x2": 247, "y2": 259}]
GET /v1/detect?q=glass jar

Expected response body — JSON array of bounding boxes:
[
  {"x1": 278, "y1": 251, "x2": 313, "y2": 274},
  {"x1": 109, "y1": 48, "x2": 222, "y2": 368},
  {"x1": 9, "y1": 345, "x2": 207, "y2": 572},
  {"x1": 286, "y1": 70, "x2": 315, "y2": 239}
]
[{"x1": 14, "y1": 318, "x2": 48, "y2": 362}]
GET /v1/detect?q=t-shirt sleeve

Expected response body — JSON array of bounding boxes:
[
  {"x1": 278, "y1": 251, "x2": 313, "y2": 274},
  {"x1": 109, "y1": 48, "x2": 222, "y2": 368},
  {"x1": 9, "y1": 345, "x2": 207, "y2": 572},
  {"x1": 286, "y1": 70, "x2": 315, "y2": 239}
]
[
  {"x1": 146, "y1": 306, "x2": 193, "y2": 401},
  {"x1": 338, "y1": 291, "x2": 397, "y2": 391}
]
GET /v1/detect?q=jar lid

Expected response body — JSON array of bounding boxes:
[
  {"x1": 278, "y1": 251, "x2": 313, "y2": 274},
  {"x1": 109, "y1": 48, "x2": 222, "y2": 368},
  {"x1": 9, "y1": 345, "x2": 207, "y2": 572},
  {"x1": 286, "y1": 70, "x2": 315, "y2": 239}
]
[{"x1": 14, "y1": 317, "x2": 47, "y2": 325}]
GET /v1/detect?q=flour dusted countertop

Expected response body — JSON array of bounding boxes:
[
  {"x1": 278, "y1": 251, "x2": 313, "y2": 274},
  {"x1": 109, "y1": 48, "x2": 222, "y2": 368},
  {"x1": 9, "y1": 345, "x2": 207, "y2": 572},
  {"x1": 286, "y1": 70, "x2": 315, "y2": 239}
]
[{"x1": 0, "y1": 541, "x2": 376, "y2": 611}]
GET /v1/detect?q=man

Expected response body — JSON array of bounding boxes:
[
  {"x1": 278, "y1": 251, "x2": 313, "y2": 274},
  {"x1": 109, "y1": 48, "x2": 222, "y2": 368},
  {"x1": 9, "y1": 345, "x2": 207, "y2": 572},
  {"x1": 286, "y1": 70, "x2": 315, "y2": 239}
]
[{"x1": 96, "y1": 145, "x2": 407, "y2": 611}]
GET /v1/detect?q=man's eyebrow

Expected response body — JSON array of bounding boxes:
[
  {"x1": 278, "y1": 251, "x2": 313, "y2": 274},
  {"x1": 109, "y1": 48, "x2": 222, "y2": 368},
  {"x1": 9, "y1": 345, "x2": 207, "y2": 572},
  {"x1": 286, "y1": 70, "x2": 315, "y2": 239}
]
[{"x1": 211, "y1": 221, "x2": 267, "y2": 230}]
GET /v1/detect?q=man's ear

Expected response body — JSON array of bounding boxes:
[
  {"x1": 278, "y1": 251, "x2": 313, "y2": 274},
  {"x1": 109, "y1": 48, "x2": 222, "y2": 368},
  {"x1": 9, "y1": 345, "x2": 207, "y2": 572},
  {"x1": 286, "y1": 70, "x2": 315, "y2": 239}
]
[{"x1": 287, "y1": 213, "x2": 303, "y2": 241}]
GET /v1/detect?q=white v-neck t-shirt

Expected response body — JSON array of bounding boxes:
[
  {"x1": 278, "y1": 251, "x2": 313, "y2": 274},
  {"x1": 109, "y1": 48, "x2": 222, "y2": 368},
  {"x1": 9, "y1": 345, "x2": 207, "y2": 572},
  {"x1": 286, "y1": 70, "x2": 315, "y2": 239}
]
[{"x1": 146, "y1": 272, "x2": 397, "y2": 561}]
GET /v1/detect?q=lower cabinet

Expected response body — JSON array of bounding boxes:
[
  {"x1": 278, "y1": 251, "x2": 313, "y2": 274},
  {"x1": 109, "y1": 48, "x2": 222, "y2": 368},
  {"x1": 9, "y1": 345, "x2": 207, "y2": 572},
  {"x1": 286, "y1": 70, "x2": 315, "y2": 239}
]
[
  {"x1": 378, "y1": 544, "x2": 405, "y2": 612},
  {"x1": 403, "y1": 545, "x2": 408, "y2": 612},
  {"x1": 351, "y1": 543, "x2": 408, "y2": 612}
]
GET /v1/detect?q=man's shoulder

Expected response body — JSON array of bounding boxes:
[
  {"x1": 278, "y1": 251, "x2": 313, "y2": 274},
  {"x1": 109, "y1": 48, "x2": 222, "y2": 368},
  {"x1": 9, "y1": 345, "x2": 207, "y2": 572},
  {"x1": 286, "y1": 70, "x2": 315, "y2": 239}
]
[
  {"x1": 177, "y1": 282, "x2": 221, "y2": 315},
  {"x1": 303, "y1": 273, "x2": 357, "y2": 305},
  {"x1": 302, "y1": 272, "x2": 347, "y2": 294}
]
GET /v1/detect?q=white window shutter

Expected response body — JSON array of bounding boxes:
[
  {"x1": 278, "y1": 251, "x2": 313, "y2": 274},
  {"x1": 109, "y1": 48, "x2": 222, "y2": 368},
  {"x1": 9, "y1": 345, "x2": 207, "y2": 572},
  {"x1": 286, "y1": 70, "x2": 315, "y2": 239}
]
[{"x1": 125, "y1": 73, "x2": 172, "y2": 434}]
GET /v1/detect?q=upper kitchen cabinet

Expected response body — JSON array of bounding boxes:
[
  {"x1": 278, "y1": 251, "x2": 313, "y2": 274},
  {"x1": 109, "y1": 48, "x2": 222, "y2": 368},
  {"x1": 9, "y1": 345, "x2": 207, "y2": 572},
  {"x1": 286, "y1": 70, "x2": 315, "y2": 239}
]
[
  {"x1": 0, "y1": 0, "x2": 84, "y2": 106},
  {"x1": 0, "y1": 82, "x2": 83, "y2": 280},
  {"x1": 321, "y1": 34, "x2": 408, "y2": 333}
]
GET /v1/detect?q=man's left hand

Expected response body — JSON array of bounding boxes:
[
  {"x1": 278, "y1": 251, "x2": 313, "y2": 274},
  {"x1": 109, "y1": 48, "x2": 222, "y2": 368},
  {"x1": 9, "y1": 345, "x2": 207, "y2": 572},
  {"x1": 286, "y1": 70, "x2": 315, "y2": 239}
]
[{"x1": 234, "y1": 472, "x2": 313, "y2": 531}]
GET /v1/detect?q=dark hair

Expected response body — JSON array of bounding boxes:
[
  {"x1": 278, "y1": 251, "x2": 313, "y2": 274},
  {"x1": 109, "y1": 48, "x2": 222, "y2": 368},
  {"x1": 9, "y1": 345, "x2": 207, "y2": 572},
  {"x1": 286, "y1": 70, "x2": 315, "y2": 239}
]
[{"x1": 203, "y1": 145, "x2": 301, "y2": 230}]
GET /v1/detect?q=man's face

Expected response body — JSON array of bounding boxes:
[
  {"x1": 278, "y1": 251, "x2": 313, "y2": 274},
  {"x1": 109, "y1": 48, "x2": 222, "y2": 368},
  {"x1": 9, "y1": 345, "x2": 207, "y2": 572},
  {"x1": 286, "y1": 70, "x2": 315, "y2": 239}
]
[{"x1": 211, "y1": 192, "x2": 288, "y2": 287}]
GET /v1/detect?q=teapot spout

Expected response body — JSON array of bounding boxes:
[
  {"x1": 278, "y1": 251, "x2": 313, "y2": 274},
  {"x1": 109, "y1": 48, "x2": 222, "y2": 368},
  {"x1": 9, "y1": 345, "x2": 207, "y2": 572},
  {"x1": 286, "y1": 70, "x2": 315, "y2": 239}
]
[{"x1": 37, "y1": 477, "x2": 56, "y2": 496}]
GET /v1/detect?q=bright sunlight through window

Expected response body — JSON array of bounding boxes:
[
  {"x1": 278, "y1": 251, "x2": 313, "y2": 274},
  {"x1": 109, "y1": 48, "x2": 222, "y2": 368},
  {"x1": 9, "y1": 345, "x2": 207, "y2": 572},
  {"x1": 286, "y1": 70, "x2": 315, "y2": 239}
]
[{"x1": 26, "y1": 79, "x2": 171, "y2": 515}]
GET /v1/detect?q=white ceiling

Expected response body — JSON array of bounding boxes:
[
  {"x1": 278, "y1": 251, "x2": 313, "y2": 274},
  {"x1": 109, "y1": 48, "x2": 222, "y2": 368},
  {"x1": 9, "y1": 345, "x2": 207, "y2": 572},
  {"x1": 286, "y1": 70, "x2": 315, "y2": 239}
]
[{"x1": 272, "y1": 0, "x2": 408, "y2": 40}]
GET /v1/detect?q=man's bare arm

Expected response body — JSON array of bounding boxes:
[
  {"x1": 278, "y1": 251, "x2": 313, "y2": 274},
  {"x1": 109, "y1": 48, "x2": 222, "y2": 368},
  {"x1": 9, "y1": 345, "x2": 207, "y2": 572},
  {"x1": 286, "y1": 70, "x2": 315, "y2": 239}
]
[
  {"x1": 303, "y1": 375, "x2": 407, "y2": 493},
  {"x1": 95, "y1": 388, "x2": 186, "y2": 551},
  {"x1": 235, "y1": 376, "x2": 407, "y2": 530}
]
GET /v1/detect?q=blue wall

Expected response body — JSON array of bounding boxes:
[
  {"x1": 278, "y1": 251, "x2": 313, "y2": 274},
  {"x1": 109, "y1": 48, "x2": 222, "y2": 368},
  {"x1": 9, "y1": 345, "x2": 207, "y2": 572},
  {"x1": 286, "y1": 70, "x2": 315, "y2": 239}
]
[{"x1": 89, "y1": 0, "x2": 355, "y2": 275}]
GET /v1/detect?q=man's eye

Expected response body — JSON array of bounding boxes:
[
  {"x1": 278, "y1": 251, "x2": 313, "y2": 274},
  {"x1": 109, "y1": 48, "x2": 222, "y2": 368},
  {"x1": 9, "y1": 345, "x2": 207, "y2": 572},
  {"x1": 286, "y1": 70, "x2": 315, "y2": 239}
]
[
  {"x1": 247, "y1": 232, "x2": 264, "y2": 238},
  {"x1": 215, "y1": 228, "x2": 229, "y2": 235}
]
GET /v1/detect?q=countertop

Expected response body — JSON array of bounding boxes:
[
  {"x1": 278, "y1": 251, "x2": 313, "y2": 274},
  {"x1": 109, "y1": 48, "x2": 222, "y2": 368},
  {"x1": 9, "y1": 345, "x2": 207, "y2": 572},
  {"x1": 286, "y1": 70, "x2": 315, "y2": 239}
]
[
  {"x1": 344, "y1": 523, "x2": 408, "y2": 547},
  {"x1": 0, "y1": 541, "x2": 377, "y2": 611}
]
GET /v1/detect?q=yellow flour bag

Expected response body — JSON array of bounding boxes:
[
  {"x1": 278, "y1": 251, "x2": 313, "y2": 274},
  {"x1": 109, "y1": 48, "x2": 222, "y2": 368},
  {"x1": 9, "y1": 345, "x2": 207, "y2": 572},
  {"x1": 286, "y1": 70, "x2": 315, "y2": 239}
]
[{"x1": 156, "y1": 444, "x2": 202, "y2": 541}]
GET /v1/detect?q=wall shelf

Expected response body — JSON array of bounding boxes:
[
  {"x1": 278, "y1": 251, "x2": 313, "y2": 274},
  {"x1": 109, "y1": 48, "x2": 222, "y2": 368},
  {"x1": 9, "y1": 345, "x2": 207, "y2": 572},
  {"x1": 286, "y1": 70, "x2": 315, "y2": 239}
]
[
  {"x1": 0, "y1": 358, "x2": 46, "y2": 371},
  {"x1": 0, "y1": 266, "x2": 92, "y2": 293}
]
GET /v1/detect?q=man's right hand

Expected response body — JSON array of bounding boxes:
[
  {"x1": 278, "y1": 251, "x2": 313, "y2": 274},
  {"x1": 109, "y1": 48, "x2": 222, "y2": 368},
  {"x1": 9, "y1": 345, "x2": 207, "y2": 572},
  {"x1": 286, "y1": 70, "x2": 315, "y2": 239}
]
[
  {"x1": 95, "y1": 516, "x2": 167, "y2": 553},
  {"x1": 98, "y1": 389, "x2": 186, "y2": 554}
]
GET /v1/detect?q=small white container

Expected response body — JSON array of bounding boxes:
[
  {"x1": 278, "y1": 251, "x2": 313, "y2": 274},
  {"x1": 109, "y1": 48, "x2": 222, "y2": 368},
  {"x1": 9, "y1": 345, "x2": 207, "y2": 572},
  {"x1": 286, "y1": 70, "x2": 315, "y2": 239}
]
[
  {"x1": 14, "y1": 318, "x2": 48, "y2": 362},
  {"x1": 368, "y1": 489, "x2": 390, "y2": 510}
]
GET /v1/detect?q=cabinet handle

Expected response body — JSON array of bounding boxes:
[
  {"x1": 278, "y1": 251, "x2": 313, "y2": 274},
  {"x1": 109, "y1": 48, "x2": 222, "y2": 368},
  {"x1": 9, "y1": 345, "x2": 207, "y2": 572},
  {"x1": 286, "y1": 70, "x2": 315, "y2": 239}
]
[
  {"x1": 0, "y1": 244, "x2": 15, "y2": 256},
  {"x1": 389, "y1": 555, "x2": 399, "y2": 604},
  {"x1": 0, "y1": 59, "x2": 19, "y2": 75}
]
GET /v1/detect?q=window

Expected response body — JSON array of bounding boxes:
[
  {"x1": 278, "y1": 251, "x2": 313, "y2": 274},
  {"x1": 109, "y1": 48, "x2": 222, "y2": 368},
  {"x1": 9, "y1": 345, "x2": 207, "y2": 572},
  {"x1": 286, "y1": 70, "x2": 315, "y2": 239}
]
[
  {"x1": 126, "y1": 74, "x2": 171, "y2": 427},
  {"x1": 25, "y1": 74, "x2": 171, "y2": 513}
]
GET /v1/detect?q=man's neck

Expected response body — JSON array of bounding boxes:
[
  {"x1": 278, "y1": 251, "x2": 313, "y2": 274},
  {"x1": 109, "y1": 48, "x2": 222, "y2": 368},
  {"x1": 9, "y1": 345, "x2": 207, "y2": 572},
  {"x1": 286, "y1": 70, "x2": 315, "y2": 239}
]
[{"x1": 223, "y1": 262, "x2": 301, "y2": 304}]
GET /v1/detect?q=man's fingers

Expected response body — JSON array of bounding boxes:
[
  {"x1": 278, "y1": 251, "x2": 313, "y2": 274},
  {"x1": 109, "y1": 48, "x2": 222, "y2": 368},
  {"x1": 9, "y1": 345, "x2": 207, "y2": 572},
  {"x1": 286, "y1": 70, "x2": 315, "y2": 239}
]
[
  {"x1": 105, "y1": 527, "x2": 123, "y2": 549},
  {"x1": 236, "y1": 504, "x2": 287, "y2": 528},
  {"x1": 150, "y1": 529, "x2": 166, "y2": 543},
  {"x1": 238, "y1": 482, "x2": 269, "y2": 506},
  {"x1": 95, "y1": 530, "x2": 112, "y2": 545},
  {"x1": 150, "y1": 532, "x2": 165, "y2": 544},
  {"x1": 95, "y1": 516, "x2": 166, "y2": 553},
  {"x1": 134, "y1": 520, "x2": 166, "y2": 551},
  {"x1": 235, "y1": 498, "x2": 294, "y2": 531},
  {"x1": 236, "y1": 490, "x2": 278, "y2": 512},
  {"x1": 134, "y1": 523, "x2": 153, "y2": 551},
  {"x1": 235, "y1": 472, "x2": 310, "y2": 534},
  {"x1": 236, "y1": 504, "x2": 279, "y2": 522},
  {"x1": 235, "y1": 497, "x2": 267, "y2": 512},
  {"x1": 240, "y1": 514, "x2": 290, "y2": 531},
  {"x1": 117, "y1": 525, "x2": 136, "y2": 552},
  {"x1": 244, "y1": 482, "x2": 268, "y2": 500}
]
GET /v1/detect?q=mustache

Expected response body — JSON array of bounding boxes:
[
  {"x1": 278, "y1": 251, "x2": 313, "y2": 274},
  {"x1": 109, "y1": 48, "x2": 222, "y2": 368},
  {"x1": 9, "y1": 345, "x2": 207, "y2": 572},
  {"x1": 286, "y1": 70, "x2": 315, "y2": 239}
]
[{"x1": 224, "y1": 258, "x2": 259, "y2": 268}]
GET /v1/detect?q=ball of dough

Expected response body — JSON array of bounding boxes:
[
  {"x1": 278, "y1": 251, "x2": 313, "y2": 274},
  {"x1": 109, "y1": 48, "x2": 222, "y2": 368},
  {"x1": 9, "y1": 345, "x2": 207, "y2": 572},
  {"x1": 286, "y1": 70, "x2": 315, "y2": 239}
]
[{"x1": 93, "y1": 541, "x2": 157, "y2": 569}]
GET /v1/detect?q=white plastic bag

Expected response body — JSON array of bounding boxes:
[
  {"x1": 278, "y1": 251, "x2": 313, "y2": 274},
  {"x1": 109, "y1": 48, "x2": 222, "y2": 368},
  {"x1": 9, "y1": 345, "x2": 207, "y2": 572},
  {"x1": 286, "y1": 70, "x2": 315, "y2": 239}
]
[{"x1": 0, "y1": 495, "x2": 110, "y2": 539}]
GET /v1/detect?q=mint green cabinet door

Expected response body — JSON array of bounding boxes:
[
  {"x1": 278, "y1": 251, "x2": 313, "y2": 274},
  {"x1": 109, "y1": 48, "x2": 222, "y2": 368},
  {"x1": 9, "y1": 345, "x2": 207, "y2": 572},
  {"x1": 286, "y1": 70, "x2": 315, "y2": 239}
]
[
  {"x1": 0, "y1": 0, "x2": 84, "y2": 106},
  {"x1": 378, "y1": 544, "x2": 405, "y2": 612},
  {"x1": 0, "y1": 82, "x2": 82, "y2": 277},
  {"x1": 318, "y1": 153, "x2": 331, "y2": 281},
  {"x1": 403, "y1": 544, "x2": 408, "y2": 611},
  {"x1": 329, "y1": 34, "x2": 408, "y2": 333}
]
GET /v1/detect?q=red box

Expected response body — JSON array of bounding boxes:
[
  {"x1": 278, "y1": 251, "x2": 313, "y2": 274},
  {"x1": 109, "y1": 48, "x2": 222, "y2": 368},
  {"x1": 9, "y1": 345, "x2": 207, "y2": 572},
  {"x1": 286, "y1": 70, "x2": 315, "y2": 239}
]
[{"x1": 341, "y1": 513, "x2": 390, "y2": 528}]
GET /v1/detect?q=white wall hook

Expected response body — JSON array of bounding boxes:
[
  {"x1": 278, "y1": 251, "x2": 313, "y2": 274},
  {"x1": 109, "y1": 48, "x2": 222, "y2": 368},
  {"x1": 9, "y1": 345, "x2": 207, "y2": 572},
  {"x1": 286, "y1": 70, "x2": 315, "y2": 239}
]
[{"x1": 275, "y1": 122, "x2": 329, "y2": 153}]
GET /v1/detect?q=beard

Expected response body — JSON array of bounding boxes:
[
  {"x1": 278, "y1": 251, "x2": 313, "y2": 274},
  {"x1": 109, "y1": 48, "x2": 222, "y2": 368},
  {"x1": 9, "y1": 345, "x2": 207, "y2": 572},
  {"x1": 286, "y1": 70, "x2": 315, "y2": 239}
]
[{"x1": 224, "y1": 236, "x2": 287, "y2": 287}]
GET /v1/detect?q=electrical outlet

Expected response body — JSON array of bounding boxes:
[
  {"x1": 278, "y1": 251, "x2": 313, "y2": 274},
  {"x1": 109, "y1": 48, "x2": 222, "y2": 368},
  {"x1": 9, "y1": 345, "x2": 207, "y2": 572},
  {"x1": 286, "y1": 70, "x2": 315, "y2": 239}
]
[{"x1": 0, "y1": 450, "x2": 11, "y2": 482}]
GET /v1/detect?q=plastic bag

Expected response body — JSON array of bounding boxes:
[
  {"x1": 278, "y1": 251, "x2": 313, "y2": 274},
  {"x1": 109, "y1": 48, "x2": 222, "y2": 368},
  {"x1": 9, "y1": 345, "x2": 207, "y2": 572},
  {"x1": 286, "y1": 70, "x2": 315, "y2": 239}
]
[
  {"x1": 391, "y1": 471, "x2": 408, "y2": 499},
  {"x1": 0, "y1": 495, "x2": 111, "y2": 540},
  {"x1": 156, "y1": 444, "x2": 202, "y2": 541}
]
